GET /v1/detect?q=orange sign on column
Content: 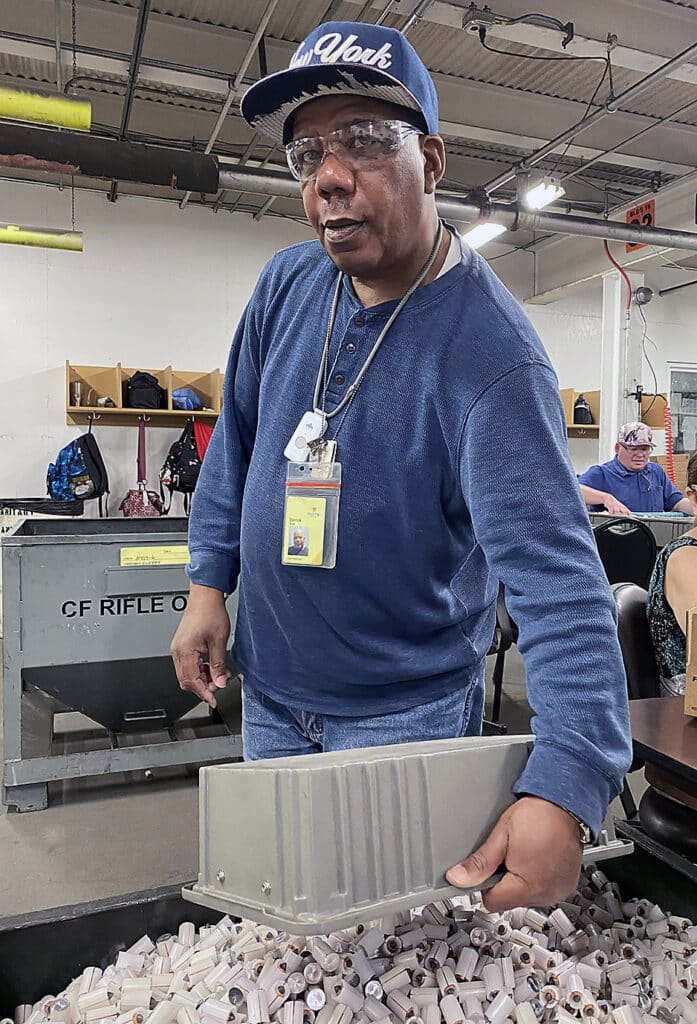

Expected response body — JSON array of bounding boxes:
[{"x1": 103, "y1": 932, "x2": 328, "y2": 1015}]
[{"x1": 626, "y1": 198, "x2": 655, "y2": 253}]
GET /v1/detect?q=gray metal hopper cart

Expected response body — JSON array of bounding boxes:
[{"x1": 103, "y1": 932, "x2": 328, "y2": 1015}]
[{"x1": 2, "y1": 518, "x2": 240, "y2": 812}]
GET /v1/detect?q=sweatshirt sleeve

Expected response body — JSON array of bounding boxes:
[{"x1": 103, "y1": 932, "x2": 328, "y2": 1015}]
[
  {"x1": 186, "y1": 299, "x2": 261, "y2": 595},
  {"x1": 458, "y1": 357, "x2": 632, "y2": 836}
]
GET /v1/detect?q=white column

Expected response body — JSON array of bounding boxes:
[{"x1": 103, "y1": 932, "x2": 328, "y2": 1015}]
[{"x1": 599, "y1": 269, "x2": 645, "y2": 459}]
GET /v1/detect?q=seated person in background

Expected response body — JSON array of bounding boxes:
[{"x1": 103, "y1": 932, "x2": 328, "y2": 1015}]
[
  {"x1": 578, "y1": 422, "x2": 692, "y2": 515},
  {"x1": 647, "y1": 450, "x2": 697, "y2": 695}
]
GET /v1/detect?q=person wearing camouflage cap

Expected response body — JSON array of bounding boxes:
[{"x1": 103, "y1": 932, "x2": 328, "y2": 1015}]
[{"x1": 579, "y1": 421, "x2": 692, "y2": 515}]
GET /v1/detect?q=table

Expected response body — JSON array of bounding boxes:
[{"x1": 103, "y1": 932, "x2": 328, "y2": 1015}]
[{"x1": 630, "y1": 696, "x2": 697, "y2": 802}]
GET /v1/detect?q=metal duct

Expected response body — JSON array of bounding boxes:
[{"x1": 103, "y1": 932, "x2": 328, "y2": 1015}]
[
  {"x1": 0, "y1": 124, "x2": 219, "y2": 193},
  {"x1": 5, "y1": 129, "x2": 697, "y2": 253},
  {"x1": 218, "y1": 166, "x2": 697, "y2": 253}
]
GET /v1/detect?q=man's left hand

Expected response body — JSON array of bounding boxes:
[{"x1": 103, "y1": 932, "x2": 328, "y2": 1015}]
[{"x1": 445, "y1": 796, "x2": 583, "y2": 911}]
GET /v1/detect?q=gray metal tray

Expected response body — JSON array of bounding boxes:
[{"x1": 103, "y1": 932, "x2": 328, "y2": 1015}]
[
  {"x1": 185, "y1": 735, "x2": 632, "y2": 933},
  {"x1": 185, "y1": 735, "x2": 534, "y2": 932}
]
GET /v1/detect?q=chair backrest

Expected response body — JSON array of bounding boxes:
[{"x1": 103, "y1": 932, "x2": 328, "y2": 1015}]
[
  {"x1": 611, "y1": 582, "x2": 661, "y2": 700},
  {"x1": 593, "y1": 517, "x2": 657, "y2": 589}
]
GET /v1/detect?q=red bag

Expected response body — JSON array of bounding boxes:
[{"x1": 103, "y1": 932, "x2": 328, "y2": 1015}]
[
  {"x1": 119, "y1": 419, "x2": 163, "y2": 518},
  {"x1": 193, "y1": 419, "x2": 213, "y2": 460}
]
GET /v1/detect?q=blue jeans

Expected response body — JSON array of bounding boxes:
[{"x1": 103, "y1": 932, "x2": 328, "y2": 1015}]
[{"x1": 242, "y1": 668, "x2": 485, "y2": 760}]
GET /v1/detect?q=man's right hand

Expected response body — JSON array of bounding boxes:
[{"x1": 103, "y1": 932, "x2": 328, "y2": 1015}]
[
  {"x1": 171, "y1": 584, "x2": 232, "y2": 708},
  {"x1": 602, "y1": 493, "x2": 632, "y2": 516}
]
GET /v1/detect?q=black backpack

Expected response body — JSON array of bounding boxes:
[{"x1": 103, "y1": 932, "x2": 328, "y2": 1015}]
[
  {"x1": 573, "y1": 394, "x2": 594, "y2": 425},
  {"x1": 126, "y1": 371, "x2": 166, "y2": 410},
  {"x1": 159, "y1": 420, "x2": 201, "y2": 513},
  {"x1": 47, "y1": 423, "x2": 110, "y2": 516}
]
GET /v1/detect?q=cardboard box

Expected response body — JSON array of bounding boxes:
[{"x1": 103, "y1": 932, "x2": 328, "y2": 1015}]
[
  {"x1": 653, "y1": 454, "x2": 690, "y2": 494},
  {"x1": 686, "y1": 606, "x2": 697, "y2": 718}
]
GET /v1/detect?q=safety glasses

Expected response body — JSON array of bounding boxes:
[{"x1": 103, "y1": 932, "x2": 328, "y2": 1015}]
[
  {"x1": 286, "y1": 119, "x2": 422, "y2": 183},
  {"x1": 620, "y1": 444, "x2": 653, "y2": 454}
]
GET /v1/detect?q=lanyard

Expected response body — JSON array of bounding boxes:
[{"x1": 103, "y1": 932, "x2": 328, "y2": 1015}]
[{"x1": 312, "y1": 222, "x2": 445, "y2": 420}]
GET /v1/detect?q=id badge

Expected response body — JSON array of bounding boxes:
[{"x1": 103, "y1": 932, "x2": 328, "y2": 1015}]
[{"x1": 282, "y1": 462, "x2": 342, "y2": 569}]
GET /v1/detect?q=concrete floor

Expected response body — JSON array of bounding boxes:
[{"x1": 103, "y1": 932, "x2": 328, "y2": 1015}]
[{"x1": 0, "y1": 648, "x2": 639, "y2": 919}]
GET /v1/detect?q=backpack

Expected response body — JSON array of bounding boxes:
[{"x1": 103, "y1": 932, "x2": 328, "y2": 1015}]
[
  {"x1": 573, "y1": 393, "x2": 594, "y2": 425},
  {"x1": 47, "y1": 424, "x2": 110, "y2": 516},
  {"x1": 126, "y1": 371, "x2": 166, "y2": 410},
  {"x1": 160, "y1": 419, "x2": 203, "y2": 514}
]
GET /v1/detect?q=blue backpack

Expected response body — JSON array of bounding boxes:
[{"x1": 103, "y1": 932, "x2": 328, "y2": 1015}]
[{"x1": 47, "y1": 426, "x2": 110, "y2": 516}]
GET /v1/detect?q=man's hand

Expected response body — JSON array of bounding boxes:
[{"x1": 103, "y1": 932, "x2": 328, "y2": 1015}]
[
  {"x1": 171, "y1": 584, "x2": 232, "y2": 708},
  {"x1": 602, "y1": 493, "x2": 632, "y2": 517},
  {"x1": 445, "y1": 796, "x2": 582, "y2": 911}
]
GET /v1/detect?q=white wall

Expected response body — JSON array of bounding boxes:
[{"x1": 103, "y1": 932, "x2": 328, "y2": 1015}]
[
  {"x1": 0, "y1": 180, "x2": 311, "y2": 507},
  {"x1": 2, "y1": 178, "x2": 694, "y2": 505},
  {"x1": 523, "y1": 285, "x2": 603, "y2": 473}
]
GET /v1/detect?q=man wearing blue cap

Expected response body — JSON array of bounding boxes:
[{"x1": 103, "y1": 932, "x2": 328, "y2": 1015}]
[{"x1": 172, "y1": 21, "x2": 631, "y2": 910}]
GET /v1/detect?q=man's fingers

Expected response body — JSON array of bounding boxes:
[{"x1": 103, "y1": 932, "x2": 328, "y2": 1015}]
[
  {"x1": 208, "y1": 640, "x2": 231, "y2": 689},
  {"x1": 186, "y1": 676, "x2": 218, "y2": 708},
  {"x1": 173, "y1": 649, "x2": 218, "y2": 707},
  {"x1": 481, "y1": 870, "x2": 534, "y2": 912},
  {"x1": 446, "y1": 821, "x2": 508, "y2": 890}
]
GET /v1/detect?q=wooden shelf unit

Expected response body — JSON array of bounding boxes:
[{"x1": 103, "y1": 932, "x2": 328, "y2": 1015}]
[
  {"x1": 560, "y1": 388, "x2": 600, "y2": 439},
  {"x1": 66, "y1": 361, "x2": 221, "y2": 428}
]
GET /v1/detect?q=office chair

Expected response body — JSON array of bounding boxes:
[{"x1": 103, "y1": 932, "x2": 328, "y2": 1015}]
[
  {"x1": 611, "y1": 583, "x2": 697, "y2": 858},
  {"x1": 612, "y1": 582, "x2": 661, "y2": 702},
  {"x1": 594, "y1": 517, "x2": 657, "y2": 589},
  {"x1": 489, "y1": 582, "x2": 514, "y2": 726}
]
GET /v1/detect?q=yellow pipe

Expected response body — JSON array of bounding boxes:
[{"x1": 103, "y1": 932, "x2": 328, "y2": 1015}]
[
  {"x1": 0, "y1": 86, "x2": 91, "y2": 131},
  {"x1": 0, "y1": 224, "x2": 83, "y2": 252}
]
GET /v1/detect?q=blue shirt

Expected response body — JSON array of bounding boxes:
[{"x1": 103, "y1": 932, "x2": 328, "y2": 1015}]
[
  {"x1": 187, "y1": 232, "x2": 631, "y2": 836},
  {"x1": 578, "y1": 457, "x2": 684, "y2": 512}
]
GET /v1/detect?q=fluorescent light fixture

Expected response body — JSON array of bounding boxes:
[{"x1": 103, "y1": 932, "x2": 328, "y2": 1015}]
[
  {"x1": 0, "y1": 224, "x2": 83, "y2": 252},
  {"x1": 0, "y1": 85, "x2": 91, "y2": 131},
  {"x1": 462, "y1": 222, "x2": 506, "y2": 249},
  {"x1": 525, "y1": 178, "x2": 566, "y2": 210}
]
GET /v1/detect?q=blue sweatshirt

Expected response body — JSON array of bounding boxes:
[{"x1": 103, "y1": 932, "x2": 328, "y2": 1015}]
[{"x1": 187, "y1": 232, "x2": 632, "y2": 836}]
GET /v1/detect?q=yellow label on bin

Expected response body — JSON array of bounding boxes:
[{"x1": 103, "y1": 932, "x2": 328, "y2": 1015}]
[{"x1": 120, "y1": 545, "x2": 190, "y2": 567}]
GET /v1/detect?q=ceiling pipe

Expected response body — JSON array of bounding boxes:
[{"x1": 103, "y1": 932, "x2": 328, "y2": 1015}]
[
  {"x1": 217, "y1": 166, "x2": 697, "y2": 252},
  {"x1": 483, "y1": 38, "x2": 697, "y2": 194},
  {"x1": 7, "y1": 125, "x2": 697, "y2": 252},
  {"x1": 178, "y1": 0, "x2": 280, "y2": 211},
  {"x1": 608, "y1": 166, "x2": 697, "y2": 218},
  {"x1": 561, "y1": 96, "x2": 697, "y2": 187},
  {"x1": 658, "y1": 278, "x2": 697, "y2": 297},
  {"x1": 108, "y1": 0, "x2": 151, "y2": 203},
  {"x1": 402, "y1": 0, "x2": 435, "y2": 35}
]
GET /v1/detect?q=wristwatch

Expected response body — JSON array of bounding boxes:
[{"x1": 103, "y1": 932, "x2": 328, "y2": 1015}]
[{"x1": 569, "y1": 812, "x2": 593, "y2": 846}]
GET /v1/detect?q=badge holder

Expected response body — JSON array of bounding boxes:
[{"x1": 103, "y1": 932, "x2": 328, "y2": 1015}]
[{"x1": 282, "y1": 462, "x2": 341, "y2": 569}]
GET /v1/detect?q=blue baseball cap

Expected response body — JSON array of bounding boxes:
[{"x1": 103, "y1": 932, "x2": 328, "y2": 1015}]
[{"x1": 240, "y1": 21, "x2": 439, "y2": 145}]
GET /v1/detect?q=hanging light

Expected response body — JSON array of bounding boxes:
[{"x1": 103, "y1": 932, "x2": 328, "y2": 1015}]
[
  {"x1": 524, "y1": 177, "x2": 566, "y2": 210},
  {"x1": 0, "y1": 85, "x2": 91, "y2": 131},
  {"x1": 0, "y1": 224, "x2": 83, "y2": 251},
  {"x1": 462, "y1": 222, "x2": 506, "y2": 249}
]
